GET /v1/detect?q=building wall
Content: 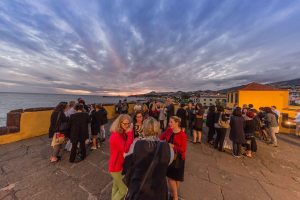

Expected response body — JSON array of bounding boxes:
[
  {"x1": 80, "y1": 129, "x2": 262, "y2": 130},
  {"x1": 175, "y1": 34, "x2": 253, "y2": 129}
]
[
  {"x1": 0, "y1": 104, "x2": 135, "y2": 145},
  {"x1": 226, "y1": 92, "x2": 239, "y2": 108},
  {"x1": 190, "y1": 97, "x2": 226, "y2": 106},
  {"x1": 238, "y1": 90, "x2": 289, "y2": 111}
]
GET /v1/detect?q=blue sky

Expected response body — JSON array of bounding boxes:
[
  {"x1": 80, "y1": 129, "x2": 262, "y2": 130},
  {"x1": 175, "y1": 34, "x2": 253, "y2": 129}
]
[{"x1": 0, "y1": 0, "x2": 300, "y2": 95}]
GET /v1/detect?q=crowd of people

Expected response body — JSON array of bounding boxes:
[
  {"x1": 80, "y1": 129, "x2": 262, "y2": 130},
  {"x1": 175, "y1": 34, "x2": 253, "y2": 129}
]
[
  {"x1": 108, "y1": 98, "x2": 186, "y2": 200},
  {"x1": 48, "y1": 98, "x2": 108, "y2": 163},
  {"x1": 109, "y1": 114, "x2": 186, "y2": 200},
  {"x1": 48, "y1": 97, "x2": 285, "y2": 200}
]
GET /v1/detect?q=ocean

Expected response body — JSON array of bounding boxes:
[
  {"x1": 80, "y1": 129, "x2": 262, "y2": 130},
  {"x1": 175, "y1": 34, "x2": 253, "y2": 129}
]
[{"x1": 0, "y1": 92, "x2": 144, "y2": 126}]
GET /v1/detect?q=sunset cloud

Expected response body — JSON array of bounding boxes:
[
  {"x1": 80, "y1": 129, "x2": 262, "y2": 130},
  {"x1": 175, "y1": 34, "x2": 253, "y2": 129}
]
[{"x1": 0, "y1": 0, "x2": 299, "y2": 95}]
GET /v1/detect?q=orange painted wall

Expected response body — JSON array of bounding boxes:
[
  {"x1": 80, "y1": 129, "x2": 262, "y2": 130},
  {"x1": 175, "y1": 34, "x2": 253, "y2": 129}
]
[
  {"x1": 0, "y1": 103, "x2": 135, "y2": 145},
  {"x1": 238, "y1": 90, "x2": 289, "y2": 112}
]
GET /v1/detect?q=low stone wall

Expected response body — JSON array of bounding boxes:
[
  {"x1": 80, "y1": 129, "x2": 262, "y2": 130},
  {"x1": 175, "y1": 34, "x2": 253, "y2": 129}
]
[{"x1": 0, "y1": 103, "x2": 135, "y2": 145}]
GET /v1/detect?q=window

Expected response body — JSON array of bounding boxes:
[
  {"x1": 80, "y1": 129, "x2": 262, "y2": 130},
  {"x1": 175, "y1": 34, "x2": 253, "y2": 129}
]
[
  {"x1": 210, "y1": 99, "x2": 212, "y2": 101},
  {"x1": 231, "y1": 93, "x2": 234, "y2": 103},
  {"x1": 203, "y1": 99, "x2": 206, "y2": 101},
  {"x1": 235, "y1": 93, "x2": 238, "y2": 103}
]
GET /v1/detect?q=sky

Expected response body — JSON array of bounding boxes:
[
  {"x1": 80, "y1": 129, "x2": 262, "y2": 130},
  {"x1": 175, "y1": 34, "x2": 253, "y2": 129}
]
[{"x1": 0, "y1": 0, "x2": 300, "y2": 96}]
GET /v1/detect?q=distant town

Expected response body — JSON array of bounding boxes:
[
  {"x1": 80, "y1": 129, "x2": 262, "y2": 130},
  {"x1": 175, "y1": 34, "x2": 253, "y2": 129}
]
[{"x1": 130, "y1": 78, "x2": 300, "y2": 106}]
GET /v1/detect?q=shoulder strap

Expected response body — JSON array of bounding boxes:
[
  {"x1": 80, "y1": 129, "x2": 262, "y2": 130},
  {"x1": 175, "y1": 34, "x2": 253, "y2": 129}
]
[
  {"x1": 135, "y1": 142, "x2": 161, "y2": 199},
  {"x1": 55, "y1": 111, "x2": 61, "y2": 131},
  {"x1": 219, "y1": 112, "x2": 223, "y2": 122},
  {"x1": 168, "y1": 132, "x2": 175, "y2": 144}
]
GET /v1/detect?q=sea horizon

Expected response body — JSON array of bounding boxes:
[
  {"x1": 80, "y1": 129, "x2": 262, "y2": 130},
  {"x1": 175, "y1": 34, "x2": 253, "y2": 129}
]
[
  {"x1": 0, "y1": 91, "x2": 131, "y2": 98},
  {"x1": 0, "y1": 93, "x2": 145, "y2": 126}
]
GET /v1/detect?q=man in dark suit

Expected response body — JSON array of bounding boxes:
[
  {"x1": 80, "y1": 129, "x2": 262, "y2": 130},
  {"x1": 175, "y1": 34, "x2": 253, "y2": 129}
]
[{"x1": 69, "y1": 103, "x2": 90, "y2": 163}]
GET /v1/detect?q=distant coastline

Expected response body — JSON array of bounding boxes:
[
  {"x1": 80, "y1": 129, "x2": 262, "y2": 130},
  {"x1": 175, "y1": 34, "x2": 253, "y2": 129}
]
[{"x1": 0, "y1": 92, "x2": 129, "y2": 98}]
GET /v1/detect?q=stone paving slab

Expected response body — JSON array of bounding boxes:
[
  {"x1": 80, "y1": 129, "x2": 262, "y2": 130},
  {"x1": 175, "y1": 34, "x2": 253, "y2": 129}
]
[{"x1": 1, "y1": 128, "x2": 300, "y2": 200}]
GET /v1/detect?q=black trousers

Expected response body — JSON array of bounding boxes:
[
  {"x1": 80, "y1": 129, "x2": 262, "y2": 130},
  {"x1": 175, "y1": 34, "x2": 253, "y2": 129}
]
[
  {"x1": 70, "y1": 139, "x2": 86, "y2": 162},
  {"x1": 233, "y1": 142, "x2": 242, "y2": 156},
  {"x1": 207, "y1": 126, "x2": 216, "y2": 143},
  {"x1": 214, "y1": 128, "x2": 227, "y2": 151}
]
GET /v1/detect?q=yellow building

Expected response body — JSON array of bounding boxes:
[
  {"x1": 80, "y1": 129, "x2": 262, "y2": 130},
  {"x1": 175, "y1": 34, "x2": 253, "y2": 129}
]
[{"x1": 226, "y1": 82, "x2": 289, "y2": 111}]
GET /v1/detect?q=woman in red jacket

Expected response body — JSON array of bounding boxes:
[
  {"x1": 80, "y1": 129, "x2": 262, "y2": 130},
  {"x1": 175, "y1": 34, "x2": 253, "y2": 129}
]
[
  {"x1": 109, "y1": 114, "x2": 134, "y2": 200},
  {"x1": 160, "y1": 116, "x2": 187, "y2": 200}
]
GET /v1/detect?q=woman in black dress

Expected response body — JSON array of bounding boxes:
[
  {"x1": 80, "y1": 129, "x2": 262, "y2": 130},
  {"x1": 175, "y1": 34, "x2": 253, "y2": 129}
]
[
  {"x1": 193, "y1": 103, "x2": 204, "y2": 144},
  {"x1": 90, "y1": 104, "x2": 101, "y2": 150},
  {"x1": 176, "y1": 103, "x2": 187, "y2": 132}
]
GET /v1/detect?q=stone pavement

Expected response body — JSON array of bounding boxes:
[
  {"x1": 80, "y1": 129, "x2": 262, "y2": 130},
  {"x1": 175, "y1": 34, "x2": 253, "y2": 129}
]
[{"x1": 1, "y1": 128, "x2": 300, "y2": 200}]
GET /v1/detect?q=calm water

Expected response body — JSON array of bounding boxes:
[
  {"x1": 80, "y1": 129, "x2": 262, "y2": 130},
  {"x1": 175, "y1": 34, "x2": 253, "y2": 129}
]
[{"x1": 0, "y1": 92, "x2": 144, "y2": 126}]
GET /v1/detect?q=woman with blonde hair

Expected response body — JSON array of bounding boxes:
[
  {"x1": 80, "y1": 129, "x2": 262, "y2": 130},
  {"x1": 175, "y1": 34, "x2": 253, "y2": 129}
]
[
  {"x1": 160, "y1": 116, "x2": 187, "y2": 200},
  {"x1": 123, "y1": 117, "x2": 174, "y2": 200},
  {"x1": 108, "y1": 114, "x2": 134, "y2": 200}
]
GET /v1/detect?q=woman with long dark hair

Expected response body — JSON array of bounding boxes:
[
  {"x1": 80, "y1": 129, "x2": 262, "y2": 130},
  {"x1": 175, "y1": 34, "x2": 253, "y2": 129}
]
[
  {"x1": 90, "y1": 104, "x2": 101, "y2": 150},
  {"x1": 193, "y1": 103, "x2": 204, "y2": 144},
  {"x1": 133, "y1": 111, "x2": 144, "y2": 138},
  {"x1": 48, "y1": 102, "x2": 69, "y2": 163},
  {"x1": 214, "y1": 106, "x2": 229, "y2": 151},
  {"x1": 176, "y1": 103, "x2": 187, "y2": 132}
]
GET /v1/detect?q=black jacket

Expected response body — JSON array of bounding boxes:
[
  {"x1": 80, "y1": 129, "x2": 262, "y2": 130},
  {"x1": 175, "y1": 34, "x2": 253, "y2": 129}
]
[
  {"x1": 176, "y1": 108, "x2": 187, "y2": 128},
  {"x1": 98, "y1": 108, "x2": 108, "y2": 125},
  {"x1": 48, "y1": 110, "x2": 69, "y2": 138},
  {"x1": 167, "y1": 104, "x2": 175, "y2": 117},
  {"x1": 69, "y1": 112, "x2": 90, "y2": 143},
  {"x1": 91, "y1": 109, "x2": 108, "y2": 134},
  {"x1": 229, "y1": 116, "x2": 246, "y2": 143},
  {"x1": 206, "y1": 111, "x2": 215, "y2": 128},
  {"x1": 123, "y1": 140, "x2": 170, "y2": 200},
  {"x1": 244, "y1": 119, "x2": 256, "y2": 138},
  {"x1": 90, "y1": 110, "x2": 100, "y2": 134}
]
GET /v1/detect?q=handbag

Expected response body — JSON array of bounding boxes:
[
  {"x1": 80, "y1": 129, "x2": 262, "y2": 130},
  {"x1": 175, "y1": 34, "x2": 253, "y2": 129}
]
[
  {"x1": 51, "y1": 112, "x2": 65, "y2": 146},
  {"x1": 218, "y1": 113, "x2": 230, "y2": 129},
  {"x1": 51, "y1": 132, "x2": 65, "y2": 146},
  {"x1": 168, "y1": 133, "x2": 184, "y2": 169}
]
